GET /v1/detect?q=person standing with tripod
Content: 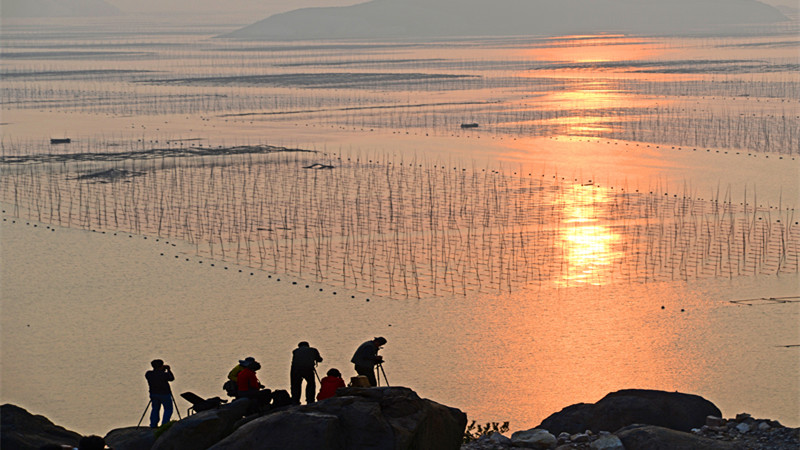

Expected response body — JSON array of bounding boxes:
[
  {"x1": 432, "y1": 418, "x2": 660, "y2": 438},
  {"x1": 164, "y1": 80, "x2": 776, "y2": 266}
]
[
  {"x1": 145, "y1": 359, "x2": 174, "y2": 428},
  {"x1": 351, "y1": 337, "x2": 386, "y2": 386}
]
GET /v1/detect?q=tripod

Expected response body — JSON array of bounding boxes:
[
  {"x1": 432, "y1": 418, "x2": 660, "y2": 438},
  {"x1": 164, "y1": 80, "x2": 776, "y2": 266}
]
[
  {"x1": 375, "y1": 363, "x2": 390, "y2": 387},
  {"x1": 137, "y1": 394, "x2": 182, "y2": 428}
]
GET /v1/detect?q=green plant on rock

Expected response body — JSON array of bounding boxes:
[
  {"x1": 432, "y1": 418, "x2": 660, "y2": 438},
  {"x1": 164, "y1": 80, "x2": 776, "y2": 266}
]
[
  {"x1": 463, "y1": 420, "x2": 510, "y2": 443},
  {"x1": 154, "y1": 420, "x2": 177, "y2": 439}
]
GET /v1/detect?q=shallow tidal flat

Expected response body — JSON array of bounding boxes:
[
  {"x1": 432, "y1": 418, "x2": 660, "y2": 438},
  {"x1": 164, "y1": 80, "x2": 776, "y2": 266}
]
[{"x1": 1, "y1": 18, "x2": 799, "y2": 435}]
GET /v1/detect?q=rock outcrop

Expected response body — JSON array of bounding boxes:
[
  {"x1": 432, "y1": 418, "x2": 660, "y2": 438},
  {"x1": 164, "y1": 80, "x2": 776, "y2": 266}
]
[
  {"x1": 104, "y1": 427, "x2": 157, "y2": 450},
  {"x1": 209, "y1": 387, "x2": 466, "y2": 450},
  {"x1": 510, "y1": 428, "x2": 557, "y2": 448},
  {"x1": 5, "y1": 389, "x2": 798, "y2": 450},
  {"x1": 616, "y1": 424, "x2": 742, "y2": 450},
  {"x1": 150, "y1": 398, "x2": 252, "y2": 450},
  {"x1": 0, "y1": 404, "x2": 82, "y2": 450},
  {"x1": 537, "y1": 389, "x2": 721, "y2": 435}
]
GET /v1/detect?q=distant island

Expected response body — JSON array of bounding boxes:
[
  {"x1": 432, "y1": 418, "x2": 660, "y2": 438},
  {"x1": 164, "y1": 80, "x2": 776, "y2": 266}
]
[
  {"x1": 225, "y1": 0, "x2": 788, "y2": 40},
  {"x1": 2, "y1": 0, "x2": 121, "y2": 18}
]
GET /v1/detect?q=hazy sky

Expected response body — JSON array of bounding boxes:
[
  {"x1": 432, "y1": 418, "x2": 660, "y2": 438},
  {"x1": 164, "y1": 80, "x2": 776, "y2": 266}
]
[
  {"x1": 104, "y1": 0, "x2": 798, "y2": 15},
  {"x1": 104, "y1": 0, "x2": 360, "y2": 15}
]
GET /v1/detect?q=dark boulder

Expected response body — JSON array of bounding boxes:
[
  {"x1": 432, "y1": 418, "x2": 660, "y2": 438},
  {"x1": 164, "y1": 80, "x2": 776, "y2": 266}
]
[
  {"x1": 151, "y1": 398, "x2": 251, "y2": 450},
  {"x1": 104, "y1": 426, "x2": 156, "y2": 450},
  {"x1": 537, "y1": 389, "x2": 721, "y2": 435},
  {"x1": 209, "y1": 410, "x2": 343, "y2": 450},
  {"x1": 1, "y1": 404, "x2": 82, "y2": 450},
  {"x1": 210, "y1": 386, "x2": 466, "y2": 450},
  {"x1": 616, "y1": 424, "x2": 744, "y2": 450}
]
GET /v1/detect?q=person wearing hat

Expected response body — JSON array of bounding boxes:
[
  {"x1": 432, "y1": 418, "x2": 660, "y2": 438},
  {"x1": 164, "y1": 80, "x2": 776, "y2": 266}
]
[
  {"x1": 228, "y1": 356, "x2": 256, "y2": 383},
  {"x1": 145, "y1": 359, "x2": 174, "y2": 428},
  {"x1": 290, "y1": 341, "x2": 323, "y2": 405},
  {"x1": 236, "y1": 358, "x2": 263, "y2": 396},
  {"x1": 351, "y1": 337, "x2": 387, "y2": 386},
  {"x1": 316, "y1": 368, "x2": 346, "y2": 401},
  {"x1": 224, "y1": 357, "x2": 255, "y2": 397},
  {"x1": 236, "y1": 358, "x2": 271, "y2": 403}
]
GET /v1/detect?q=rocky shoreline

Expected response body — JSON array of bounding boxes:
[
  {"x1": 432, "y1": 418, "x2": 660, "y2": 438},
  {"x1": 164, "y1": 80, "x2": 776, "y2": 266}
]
[
  {"x1": 464, "y1": 414, "x2": 800, "y2": 450},
  {"x1": 2, "y1": 388, "x2": 798, "y2": 450}
]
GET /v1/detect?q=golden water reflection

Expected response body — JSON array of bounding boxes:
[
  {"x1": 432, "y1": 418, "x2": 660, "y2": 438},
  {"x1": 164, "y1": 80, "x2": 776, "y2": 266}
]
[
  {"x1": 522, "y1": 35, "x2": 659, "y2": 64},
  {"x1": 556, "y1": 185, "x2": 623, "y2": 286}
]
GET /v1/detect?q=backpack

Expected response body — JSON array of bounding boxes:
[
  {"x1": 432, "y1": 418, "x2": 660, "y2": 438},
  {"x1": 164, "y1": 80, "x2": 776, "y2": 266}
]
[{"x1": 271, "y1": 389, "x2": 292, "y2": 408}]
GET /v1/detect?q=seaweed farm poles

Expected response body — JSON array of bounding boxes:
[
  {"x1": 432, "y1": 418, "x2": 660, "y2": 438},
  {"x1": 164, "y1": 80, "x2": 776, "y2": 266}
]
[{"x1": 0, "y1": 147, "x2": 798, "y2": 298}]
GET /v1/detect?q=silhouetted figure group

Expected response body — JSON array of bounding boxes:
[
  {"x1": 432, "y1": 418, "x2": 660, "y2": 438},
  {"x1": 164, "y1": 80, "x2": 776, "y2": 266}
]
[{"x1": 143, "y1": 336, "x2": 387, "y2": 424}]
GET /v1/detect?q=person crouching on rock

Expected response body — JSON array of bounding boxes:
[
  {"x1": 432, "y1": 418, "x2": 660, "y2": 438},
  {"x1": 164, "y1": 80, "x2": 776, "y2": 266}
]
[
  {"x1": 236, "y1": 358, "x2": 271, "y2": 406},
  {"x1": 317, "y1": 368, "x2": 346, "y2": 401},
  {"x1": 145, "y1": 359, "x2": 174, "y2": 428},
  {"x1": 290, "y1": 341, "x2": 323, "y2": 405},
  {"x1": 224, "y1": 356, "x2": 254, "y2": 397},
  {"x1": 351, "y1": 337, "x2": 386, "y2": 386}
]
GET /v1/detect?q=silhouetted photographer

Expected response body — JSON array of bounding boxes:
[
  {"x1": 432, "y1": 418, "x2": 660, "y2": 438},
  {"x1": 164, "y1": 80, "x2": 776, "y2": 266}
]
[
  {"x1": 351, "y1": 337, "x2": 387, "y2": 386},
  {"x1": 145, "y1": 359, "x2": 174, "y2": 428},
  {"x1": 290, "y1": 341, "x2": 323, "y2": 405}
]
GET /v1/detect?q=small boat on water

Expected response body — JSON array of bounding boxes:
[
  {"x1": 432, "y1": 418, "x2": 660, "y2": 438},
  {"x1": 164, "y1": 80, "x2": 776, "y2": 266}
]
[
  {"x1": 460, "y1": 123, "x2": 479, "y2": 129},
  {"x1": 50, "y1": 138, "x2": 71, "y2": 144}
]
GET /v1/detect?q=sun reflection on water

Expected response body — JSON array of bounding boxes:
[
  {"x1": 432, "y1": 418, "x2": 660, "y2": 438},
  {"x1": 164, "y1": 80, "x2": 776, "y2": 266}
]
[
  {"x1": 522, "y1": 35, "x2": 659, "y2": 64},
  {"x1": 556, "y1": 185, "x2": 623, "y2": 286}
]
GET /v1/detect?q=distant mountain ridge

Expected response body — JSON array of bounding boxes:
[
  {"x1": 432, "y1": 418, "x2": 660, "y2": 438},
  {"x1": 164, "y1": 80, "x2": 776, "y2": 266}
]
[
  {"x1": 226, "y1": 0, "x2": 789, "y2": 40},
  {"x1": 2, "y1": 0, "x2": 121, "y2": 17}
]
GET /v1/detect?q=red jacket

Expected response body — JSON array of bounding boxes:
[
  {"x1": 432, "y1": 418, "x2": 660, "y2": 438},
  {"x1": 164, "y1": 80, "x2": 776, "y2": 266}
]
[
  {"x1": 317, "y1": 376, "x2": 346, "y2": 401},
  {"x1": 237, "y1": 367, "x2": 260, "y2": 392}
]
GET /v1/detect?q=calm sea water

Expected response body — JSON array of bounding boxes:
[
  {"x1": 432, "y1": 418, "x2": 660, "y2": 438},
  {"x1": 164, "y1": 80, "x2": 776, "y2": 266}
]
[{"x1": 0, "y1": 16, "x2": 798, "y2": 435}]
